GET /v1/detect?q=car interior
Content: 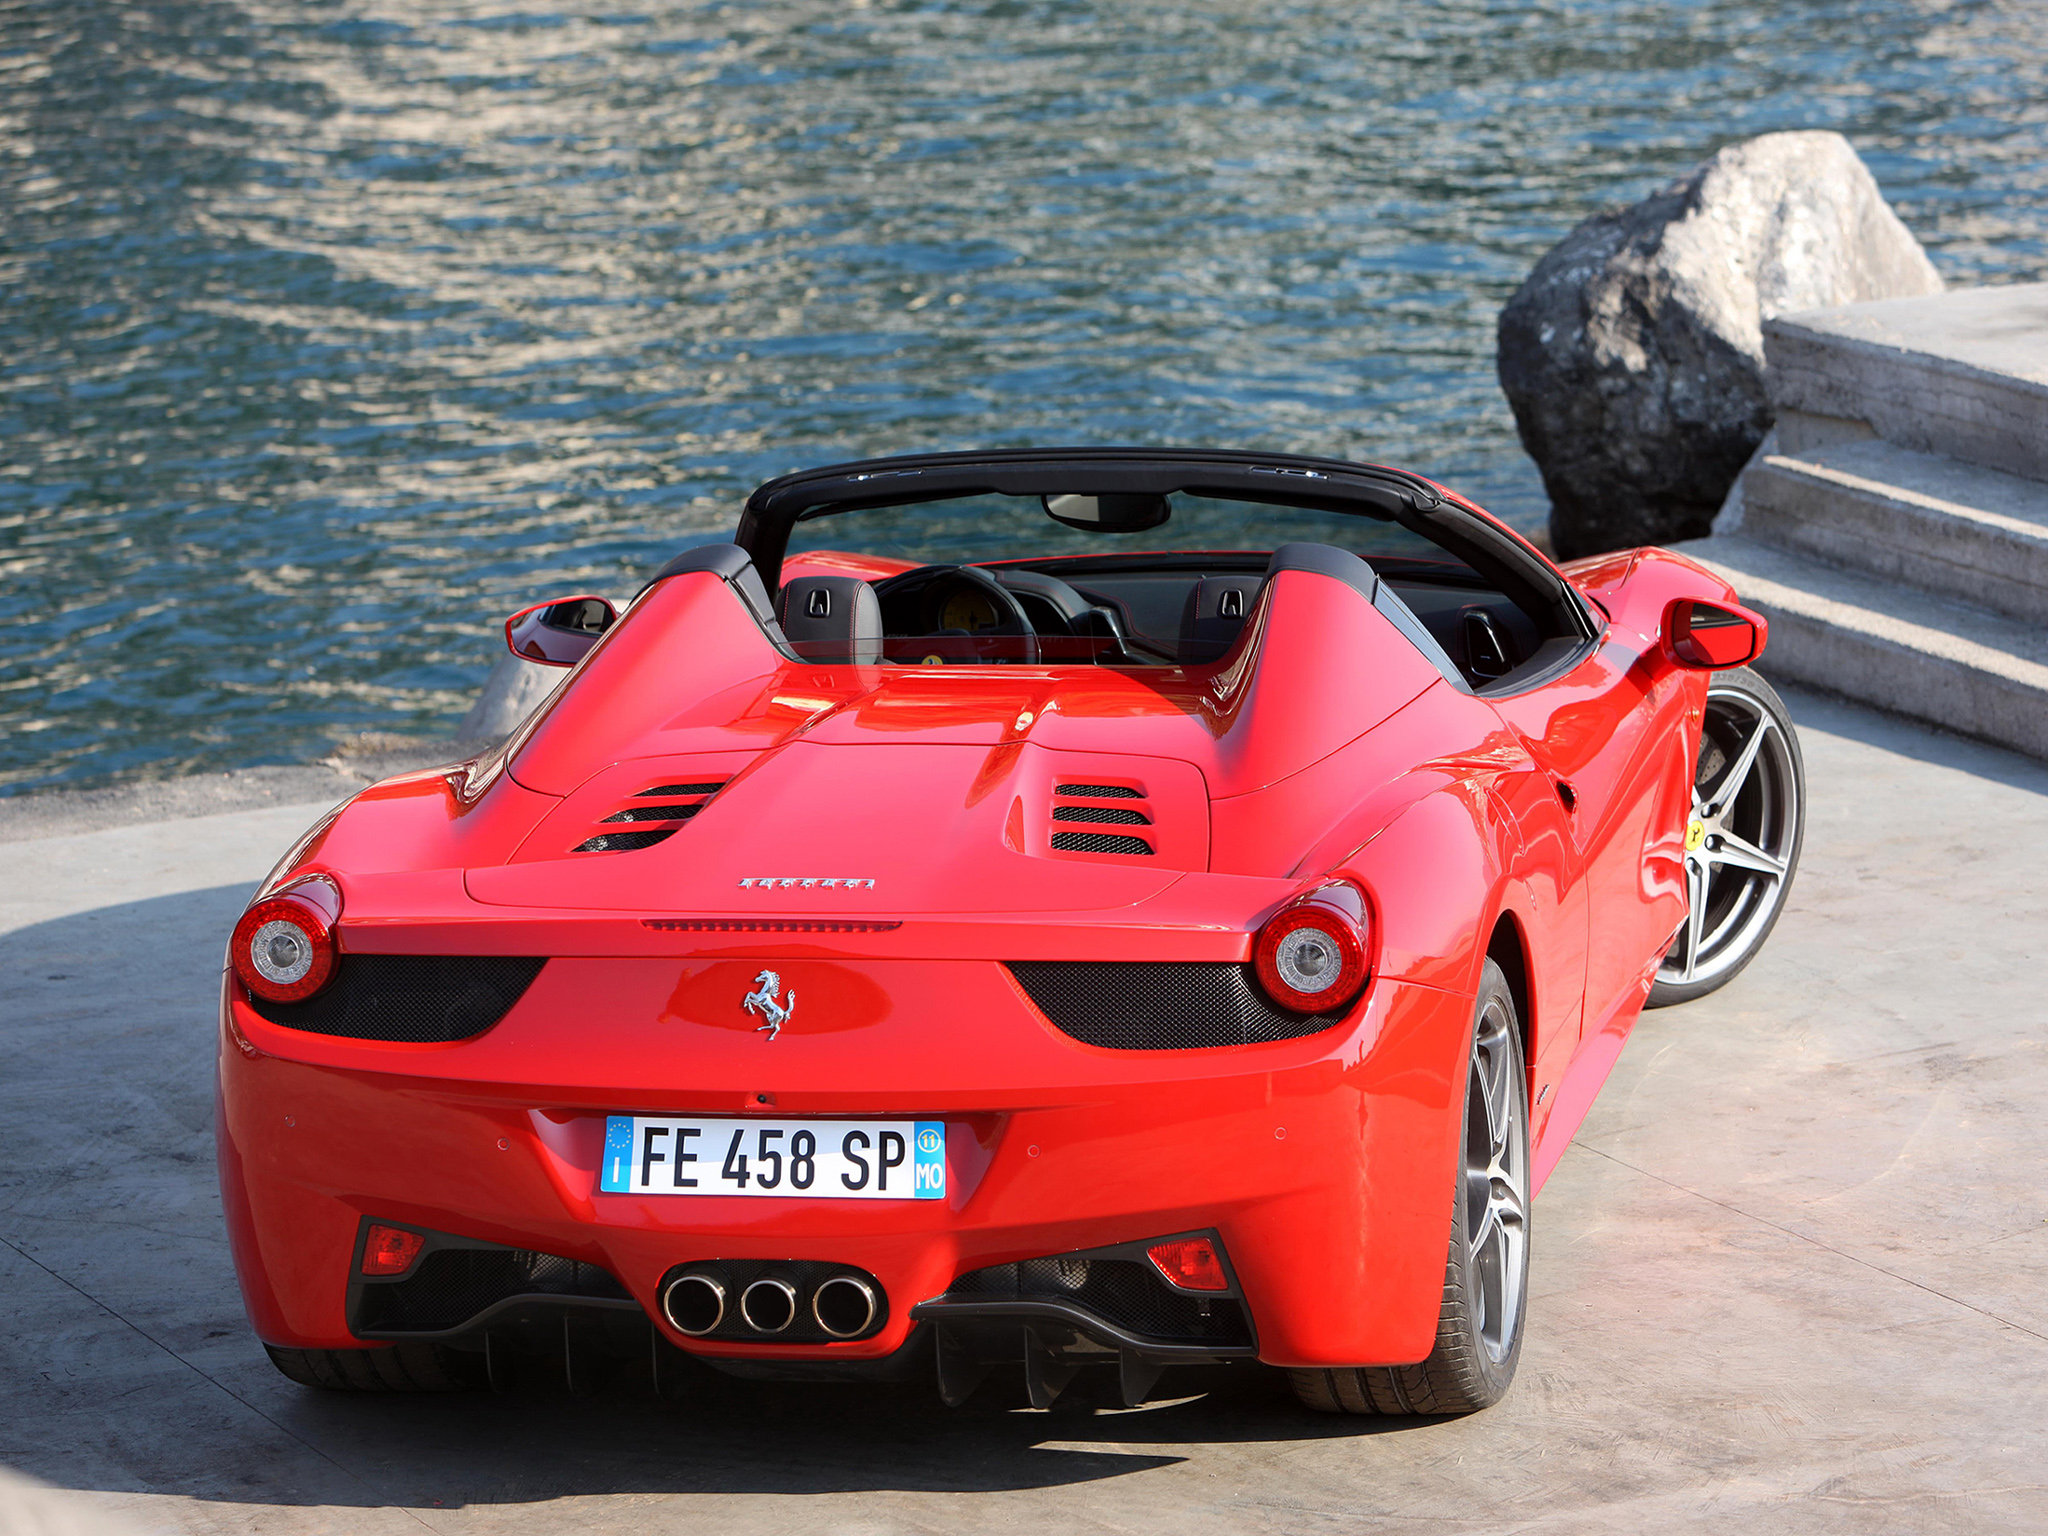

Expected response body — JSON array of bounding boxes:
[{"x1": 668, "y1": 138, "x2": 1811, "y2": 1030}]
[
  {"x1": 741, "y1": 480, "x2": 1597, "y2": 696},
  {"x1": 769, "y1": 547, "x2": 1587, "y2": 695}
]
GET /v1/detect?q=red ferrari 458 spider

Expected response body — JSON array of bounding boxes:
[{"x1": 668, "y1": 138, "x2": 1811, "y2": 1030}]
[{"x1": 219, "y1": 448, "x2": 1805, "y2": 1415}]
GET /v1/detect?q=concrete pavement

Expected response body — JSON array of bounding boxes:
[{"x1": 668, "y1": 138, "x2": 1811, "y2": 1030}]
[{"x1": 2, "y1": 686, "x2": 2044, "y2": 1534}]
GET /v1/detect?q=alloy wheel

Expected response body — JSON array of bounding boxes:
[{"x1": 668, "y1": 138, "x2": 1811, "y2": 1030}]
[
  {"x1": 1660, "y1": 680, "x2": 1801, "y2": 992},
  {"x1": 1464, "y1": 994, "x2": 1527, "y2": 1363}
]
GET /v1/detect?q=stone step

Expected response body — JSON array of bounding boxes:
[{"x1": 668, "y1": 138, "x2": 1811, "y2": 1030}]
[
  {"x1": 1740, "y1": 438, "x2": 2048, "y2": 624},
  {"x1": 1763, "y1": 283, "x2": 2048, "y2": 483},
  {"x1": 1666, "y1": 534, "x2": 2048, "y2": 762}
]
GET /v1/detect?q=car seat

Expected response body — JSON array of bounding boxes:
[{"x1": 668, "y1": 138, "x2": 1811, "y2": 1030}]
[{"x1": 1177, "y1": 575, "x2": 1266, "y2": 663}]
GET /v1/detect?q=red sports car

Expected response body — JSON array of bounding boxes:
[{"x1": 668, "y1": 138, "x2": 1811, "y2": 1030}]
[{"x1": 219, "y1": 448, "x2": 1805, "y2": 1415}]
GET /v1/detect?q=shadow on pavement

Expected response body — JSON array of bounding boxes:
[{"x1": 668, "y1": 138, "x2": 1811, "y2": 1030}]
[
  {"x1": 1774, "y1": 679, "x2": 2048, "y2": 796},
  {"x1": 0, "y1": 885, "x2": 1426, "y2": 1515}
]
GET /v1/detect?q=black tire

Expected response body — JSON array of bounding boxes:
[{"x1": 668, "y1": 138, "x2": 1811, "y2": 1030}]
[
  {"x1": 1647, "y1": 666, "x2": 1805, "y2": 1008},
  {"x1": 264, "y1": 1342, "x2": 480, "y2": 1392},
  {"x1": 1289, "y1": 960, "x2": 1530, "y2": 1416}
]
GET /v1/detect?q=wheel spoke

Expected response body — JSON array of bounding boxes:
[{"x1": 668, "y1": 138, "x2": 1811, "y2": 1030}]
[
  {"x1": 1478, "y1": 1038, "x2": 1512, "y2": 1155},
  {"x1": 1496, "y1": 1214, "x2": 1523, "y2": 1344},
  {"x1": 1468, "y1": 1197, "x2": 1501, "y2": 1264},
  {"x1": 1678, "y1": 857, "x2": 1709, "y2": 982},
  {"x1": 1705, "y1": 713, "x2": 1772, "y2": 815},
  {"x1": 1708, "y1": 830, "x2": 1785, "y2": 878},
  {"x1": 1489, "y1": 1178, "x2": 1527, "y2": 1232}
]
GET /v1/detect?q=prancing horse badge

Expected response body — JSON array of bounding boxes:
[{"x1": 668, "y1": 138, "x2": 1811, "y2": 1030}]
[{"x1": 742, "y1": 970, "x2": 795, "y2": 1039}]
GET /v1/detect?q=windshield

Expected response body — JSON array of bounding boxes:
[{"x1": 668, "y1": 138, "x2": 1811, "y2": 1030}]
[
  {"x1": 772, "y1": 490, "x2": 1534, "y2": 675},
  {"x1": 785, "y1": 492, "x2": 1465, "y2": 572}
]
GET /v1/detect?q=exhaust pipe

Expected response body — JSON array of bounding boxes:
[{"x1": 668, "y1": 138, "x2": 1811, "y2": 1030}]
[
  {"x1": 811, "y1": 1274, "x2": 880, "y2": 1338},
  {"x1": 739, "y1": 1277, "x2": 798, "y2": 1334},
  {"x1": 661, "y1": 1272, "x2": 726, "y2": 1337}
]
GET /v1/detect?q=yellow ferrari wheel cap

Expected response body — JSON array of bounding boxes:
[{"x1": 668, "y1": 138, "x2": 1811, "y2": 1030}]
[{"x1": 1685, "y1": 818, "x2": 1706, "y2": 852}]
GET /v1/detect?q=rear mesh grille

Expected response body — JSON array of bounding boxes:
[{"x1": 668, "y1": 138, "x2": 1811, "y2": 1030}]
[
  {"x1": 946, "y1": 1257, "x2": 1251, "y2": 1347},
  {"x1": 355, "y1": 1246, "x2": 630, "y2": 1335},
  {"x1": 1053, "y1": 805, "x2": 1150, "y2": 825},
  {"x1": 1007, "y1": 961, "x2": 1343, "y2": 1049},
  {"x1": 1049, "y1": 831, "x2": 1153, "y2": 855},
  {"x1": 575, "y1": 780, "x2": 727, "y2": 853},
  {"x1": 1057, "y1": 784, "x2": 1141, "y2": 798},
  {"x1": 246, "y1": 956, "x2": 546, "y2": 1042}
]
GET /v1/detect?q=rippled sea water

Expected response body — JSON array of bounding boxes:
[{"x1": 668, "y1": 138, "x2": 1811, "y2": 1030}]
[{"x1": 2, "y1": 0, "x2": 2043, "y2": 791}]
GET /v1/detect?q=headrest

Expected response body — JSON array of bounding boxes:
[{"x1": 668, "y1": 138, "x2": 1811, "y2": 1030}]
[
  {"x1": 776, "y1": 575, "x2": 883, "y2": 665},
  {"x1": 1178, "y1": 574, "x2": 1266, "y2": 664}
]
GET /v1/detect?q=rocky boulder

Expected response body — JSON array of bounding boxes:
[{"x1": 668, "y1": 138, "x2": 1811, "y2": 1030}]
[
  {"x1": 456, "y1": 652, "x2": 566, "y2": 747},
  {"x1": 1497, "y1": 131, "x2": 1942, "y2": 558}
]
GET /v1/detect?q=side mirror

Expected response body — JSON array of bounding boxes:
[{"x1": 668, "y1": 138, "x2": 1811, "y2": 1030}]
[
  {"x1": 505, "y1": 595, "x2": 618, "y2": 668},
  {"x1": 1664, "y1": 597, "x2": 1764, "y2": 670}
]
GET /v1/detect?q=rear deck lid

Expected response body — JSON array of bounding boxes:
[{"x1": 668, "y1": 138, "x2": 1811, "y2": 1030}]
[{"x1": 466, "y1": 740, "x2": 1205, "y2": 915}]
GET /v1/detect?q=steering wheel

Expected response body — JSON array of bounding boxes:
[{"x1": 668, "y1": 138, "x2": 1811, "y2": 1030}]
[{"x1": 871, "y1": 564, "x2": 1040, "y2": 665}]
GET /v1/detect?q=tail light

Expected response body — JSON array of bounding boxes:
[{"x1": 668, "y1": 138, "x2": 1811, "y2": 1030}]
[
  {"x1": 1146, "y1": 1236, "x2": 1229, "y2": 1292},
  {"x1": 230, "y1": 876, "x2": 341, "y2": 1003},
  {"x1": 1252, "y1": 882, "x2": 1370, "y2": 1014}
]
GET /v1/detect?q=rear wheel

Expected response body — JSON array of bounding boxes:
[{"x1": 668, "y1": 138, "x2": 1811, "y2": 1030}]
[
  {"x1": 1648, "y1": 667, "x2": 1804, "y2": 1007},
  {"x1": 1289, "y1": 960, "x2": 1529, "y2": 1416},
  {"x1": 264, "y1": 1342, "x2": 479, "y2": 1392}
]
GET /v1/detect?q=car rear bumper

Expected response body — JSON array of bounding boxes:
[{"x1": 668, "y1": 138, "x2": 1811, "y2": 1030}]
[{"x1": 216, "y1": 958, "x2": 1473, "y2": 1370}]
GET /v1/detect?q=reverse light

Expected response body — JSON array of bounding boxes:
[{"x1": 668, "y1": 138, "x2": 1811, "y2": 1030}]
[
  {"x1": 361, "y1": 1224, "x2": 426, "y2": 1277},
  {"x1": 1252, "y1": 882, "x2": 1370, "y2": 1014},
  {"x1": 1146, "y1": 1236, "x2": 1230, "y2": 1293},
  {"x1": 230, "y1": 876, "x2": 341, "y2": 1004}
]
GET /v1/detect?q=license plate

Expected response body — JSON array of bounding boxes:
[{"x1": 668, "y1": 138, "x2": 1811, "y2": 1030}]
[{"x1": 599, "y1": 1116, "x2": 945, "y2": 1200}]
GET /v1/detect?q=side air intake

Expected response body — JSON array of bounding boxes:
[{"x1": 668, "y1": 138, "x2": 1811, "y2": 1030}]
[{"x1": 575, "y1": 781, "x2": 727, "y2": 853}]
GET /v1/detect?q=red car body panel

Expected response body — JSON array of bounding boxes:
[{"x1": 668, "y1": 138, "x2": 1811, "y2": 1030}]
[{"x1": 217, "y1": 451, "x2": 1747, "y2": 1376}]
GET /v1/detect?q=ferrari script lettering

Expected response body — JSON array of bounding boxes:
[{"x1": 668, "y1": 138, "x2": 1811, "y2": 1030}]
[{"x1": 737, "y1": 876, "x2": 877, "y2": 889}]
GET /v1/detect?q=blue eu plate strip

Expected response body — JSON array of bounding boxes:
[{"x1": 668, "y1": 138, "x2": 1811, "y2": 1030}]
[
  {"x1": 600, "y1": 1114, "x2": 635, "y2": 1193},
  {"x1": 913, "y1": 1121, "x2": 945, "y2": 1199}
]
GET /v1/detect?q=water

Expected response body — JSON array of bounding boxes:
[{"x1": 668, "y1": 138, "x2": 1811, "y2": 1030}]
[{"x1": 2, "y1": 0, "x2": 2043, "y2": 793}]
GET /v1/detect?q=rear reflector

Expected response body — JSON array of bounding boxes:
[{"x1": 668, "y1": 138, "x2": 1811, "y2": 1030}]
[
  {"x1": 1145, "y1": 1236, "x2": 1229, "y2": 1292},
  {"x1": 361, "y1": 1224, "x2": 426, "y2": 1277}
]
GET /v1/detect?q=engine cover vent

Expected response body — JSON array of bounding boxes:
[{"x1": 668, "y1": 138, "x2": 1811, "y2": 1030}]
[
  {"x1": 1049, "y1": 831, "x2": 1153, "y2": 855},
  {"x1": 575, "y1": 780, "x2": 728, "y2": 853},
  {"x1": 1048, "y1": 781, "x2": 1154, "y2": 856},
  {"x1": 1052, "y1": 805, "x2": 1149, "y2": 826}
]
